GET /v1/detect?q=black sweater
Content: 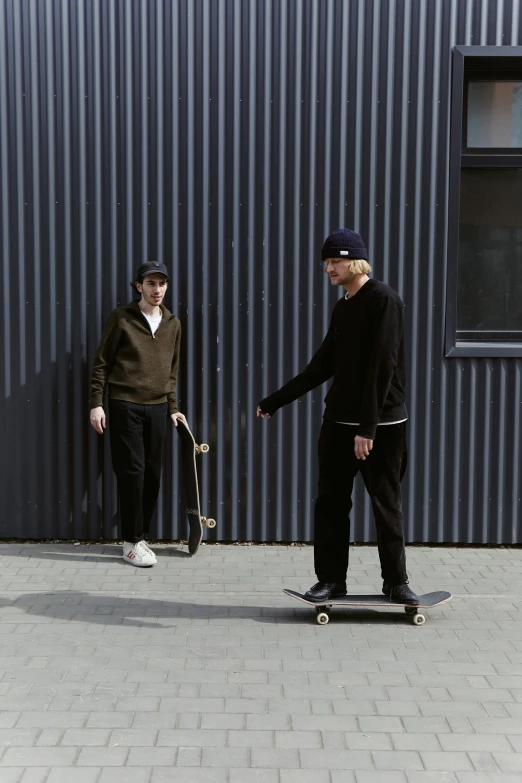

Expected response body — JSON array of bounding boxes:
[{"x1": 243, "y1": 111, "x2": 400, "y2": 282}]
[{"x1": 259, "y1": 279, "x2": 407, "y2": 440}]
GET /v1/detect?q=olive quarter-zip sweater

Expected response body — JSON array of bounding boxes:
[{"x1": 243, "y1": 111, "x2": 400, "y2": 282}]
[
  {"x1": 259, "y1": 279, "x2": 407, "y2": 440},
  {"x1": 90, "y1": 300, "x2": 181, "y2": 414}
]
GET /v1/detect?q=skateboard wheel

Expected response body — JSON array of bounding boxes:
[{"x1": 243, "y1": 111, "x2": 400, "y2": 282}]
[
  {"x1": 404, "y1": 606, "x2": 417, "y2": 616},
  {"x1": 316, "y1": 612, "x2": 330, "y2": 625},
  {"x1": 202, "y1": 517, "x2": 217, "y2": 529},
  {"x1": 197, "y1": 443, "x2": 210, "y2": 454},
  {"x1": 412, "y1": 613, "x2": 425, "y2": 626}
]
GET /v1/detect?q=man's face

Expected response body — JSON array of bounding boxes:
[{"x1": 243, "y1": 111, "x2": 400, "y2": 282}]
[
  {"x1": 136, "y1": 273, "x2": 168, "y2": 306},
  {"x1": 323, "y1": 258, "x2": 358, "y2": 287}
]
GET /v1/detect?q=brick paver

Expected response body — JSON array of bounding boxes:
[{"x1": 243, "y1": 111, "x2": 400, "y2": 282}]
[{"x1": 0, "y1": 542, "x2": 521, "y2": 782}]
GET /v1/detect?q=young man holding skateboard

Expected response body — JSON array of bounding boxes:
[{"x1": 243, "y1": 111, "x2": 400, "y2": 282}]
[
  {"x1": 257, "y1": 228, "x2": 419, "y2": 606},
  {"x1": 90, "y1": 261, "x2": 187, "y2": 567}
]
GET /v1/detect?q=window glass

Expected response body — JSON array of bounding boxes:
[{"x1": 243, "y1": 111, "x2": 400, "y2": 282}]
[
  {"x1": 467, "y1": 81, "x2": 522, "y2": 147},
  {"x1": 457, "y1": 168, "x2": 522, "y2": 341}
]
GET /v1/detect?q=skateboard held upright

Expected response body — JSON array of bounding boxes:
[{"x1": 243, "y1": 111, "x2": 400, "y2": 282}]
[{"x1": 176, "y1": 420, "x2": 216, "y2": 555}]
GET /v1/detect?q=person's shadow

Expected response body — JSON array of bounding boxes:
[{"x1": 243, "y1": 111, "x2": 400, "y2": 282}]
[
  {"x1": 0, "y1": 351, "x2": 112, "y2": 539},
  {"x1": 0, "y1": 345, "x2": 198, "y2": 542},
  {"x1": 0, "y1": 588, "x2": 392, "y2": 628},
  {"x1": 0, "y1": 588, "x2": 291, "y2": 629}
]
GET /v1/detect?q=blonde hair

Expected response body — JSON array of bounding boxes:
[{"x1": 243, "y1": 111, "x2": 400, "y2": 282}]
[{"x1": 346, "y1": 259, "x2": 372, "y2": 275}]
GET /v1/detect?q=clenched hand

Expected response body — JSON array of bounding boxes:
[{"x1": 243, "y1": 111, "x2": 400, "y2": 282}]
[{"x1": 171, "y1": 412, "x2": 188, "y2": 428}]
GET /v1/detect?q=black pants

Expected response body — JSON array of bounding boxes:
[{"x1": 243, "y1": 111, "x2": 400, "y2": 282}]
[
  {"x1": 314, "y1": 420, "x2": 408, "y2": 586},
  {"x1": 109, "y1": 400, "x2": 168, "y2": 543}
]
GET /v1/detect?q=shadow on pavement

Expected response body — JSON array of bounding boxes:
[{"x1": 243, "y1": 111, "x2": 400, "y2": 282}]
[
  {"x1": 0, "y1": 589, "x2": 398, "y2": 628},
  {"x1": 0, "y1": 545, "x2": 192, "y2": 564}
]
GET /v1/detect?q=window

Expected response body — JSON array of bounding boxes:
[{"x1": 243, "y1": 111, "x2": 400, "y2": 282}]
[{"x1": 446, "y1": 47, "x2": 522, "y2": 357}]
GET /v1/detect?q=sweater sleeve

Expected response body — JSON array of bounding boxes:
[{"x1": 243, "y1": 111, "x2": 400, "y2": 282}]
[
  {"x1": 258, "y1": 320, "x2": 336, "y2": 416},
  {"x1": 357, "y1": 293, "x2": 403, "y2": 440},
  {"x1": 90, "y1": 311, "x2": 122, "y2": 409},
  {"x1": 167, "y1": 320, "x2": 181, "y2": 415}
]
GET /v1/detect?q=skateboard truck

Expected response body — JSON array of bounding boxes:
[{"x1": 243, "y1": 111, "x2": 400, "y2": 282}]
[
  {"x1": 315, "y1": 604, "x2": 426, "y2": 626},
  {"x1": 188, "y1": 509, "x2": 217, "y2": 529}
]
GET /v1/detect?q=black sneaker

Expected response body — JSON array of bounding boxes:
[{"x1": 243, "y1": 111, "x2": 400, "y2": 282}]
[
  {"x1": 304, "y1": 581, "x2": 347, "y2": 603},
  {"x1": 383, "y1": 582, "x2": 419, "y2": 606}
]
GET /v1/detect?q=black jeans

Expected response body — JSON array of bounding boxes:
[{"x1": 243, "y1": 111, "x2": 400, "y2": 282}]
[
  {"x1": 109, "y1": 400, "x2": 168, "y2": 543},
  {"x1": 314, "y1": 420, "x2": 408, "y2": 586}
]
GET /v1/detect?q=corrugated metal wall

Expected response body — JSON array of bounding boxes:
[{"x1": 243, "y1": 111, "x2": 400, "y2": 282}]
[{"x1": 1, "y1": 0, "x2": 521, "y2": 543}]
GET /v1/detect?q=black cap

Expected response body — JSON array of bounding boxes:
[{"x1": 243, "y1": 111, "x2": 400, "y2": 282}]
[
  {"x1": 321, "y1": 228, "x2": 368, "y2": 261},
  {"x1": 135, "y1": 261, "x2": 170, "y2": 281}
]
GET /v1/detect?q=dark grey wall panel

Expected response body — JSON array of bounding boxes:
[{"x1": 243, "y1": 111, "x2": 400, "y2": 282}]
[{"x1": 1, "y1": 0, "x2": 521, "y2": 543}]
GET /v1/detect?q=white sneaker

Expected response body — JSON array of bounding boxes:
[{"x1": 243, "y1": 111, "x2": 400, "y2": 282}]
[
  {"x1": 122, "y1": 541, "x2": 156, "y2": 567},
  {"x1": 141, "y1": 541, "x2": 157, "y2": 561}
]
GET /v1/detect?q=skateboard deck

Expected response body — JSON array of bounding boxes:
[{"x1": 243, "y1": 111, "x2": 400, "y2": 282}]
[
  {"x1": 283, "y1": 589, "x2": 452, "y2": 626},
  {"x1": 176, "y1": 420, "x2": 216, "y2": 555}
]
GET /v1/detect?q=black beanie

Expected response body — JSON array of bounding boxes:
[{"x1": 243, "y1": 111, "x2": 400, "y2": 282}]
[{"x1": 321, "y1": 228, "x2": 368, "y2": 261}]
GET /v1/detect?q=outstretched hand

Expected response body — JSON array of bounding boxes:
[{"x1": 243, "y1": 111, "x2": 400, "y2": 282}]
[
  {"x1": 171, "y1": 412, "x2": 188, "y2": 428},
  {"x1": 257, "y1": 406, "x2": 271, "y2": 419}
]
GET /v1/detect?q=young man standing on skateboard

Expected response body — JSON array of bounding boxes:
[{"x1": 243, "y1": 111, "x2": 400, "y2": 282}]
[
  {"x1": 257, "y1": 229, "x2": 419, "y2": 606},
  {"x1": 90, "y1": 261, "x2": 187, "y2": 567}
]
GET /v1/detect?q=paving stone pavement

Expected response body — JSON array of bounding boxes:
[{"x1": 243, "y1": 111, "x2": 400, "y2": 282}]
[{"x1": 0, "y1": 541, "x2": 521, "y2": 782}]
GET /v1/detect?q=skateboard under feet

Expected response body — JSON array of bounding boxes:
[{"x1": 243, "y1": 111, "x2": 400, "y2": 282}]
[
  {"x1": 283, "y1": 589, "x2": 452, "y2": 626},
  {"x1": 176, "y1": 420, "x2": 216, "y2": 555}
]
